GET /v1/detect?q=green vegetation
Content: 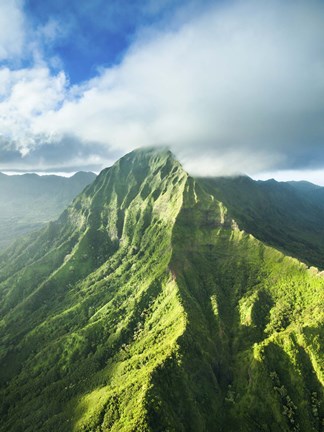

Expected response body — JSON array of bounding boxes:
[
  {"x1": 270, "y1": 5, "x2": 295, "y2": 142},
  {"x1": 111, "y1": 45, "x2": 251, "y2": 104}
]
[
  {"x1": 0, "y1": 171, "x2": 96, "y2": 250},
  {"x1": 0, "y1": 149, "x2": 323, "y2": 431},
  {"x1": 201, "y1": 176, "x2": 324, "y2": 269}
]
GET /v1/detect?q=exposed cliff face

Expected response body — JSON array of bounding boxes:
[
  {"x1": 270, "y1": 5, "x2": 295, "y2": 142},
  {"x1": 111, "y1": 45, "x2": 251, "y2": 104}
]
[{"x1": 0, "y1": 149, "x2": 323, "y2": 432}]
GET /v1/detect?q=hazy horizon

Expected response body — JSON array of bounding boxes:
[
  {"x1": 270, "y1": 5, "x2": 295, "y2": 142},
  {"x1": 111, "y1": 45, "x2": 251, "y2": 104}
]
[{"x1": 2, "y1": 161, "x2": 324, "y2": 187}]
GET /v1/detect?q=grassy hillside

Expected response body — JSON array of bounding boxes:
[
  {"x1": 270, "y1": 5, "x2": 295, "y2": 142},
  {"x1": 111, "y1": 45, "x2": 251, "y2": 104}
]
[
  {"x1": 166, "y1": 178, "x2": 324, "y2": 431},
  {"x1": 0, "y1": 171, "x2": 96, "y2": 250},
  {"x1": 0, "y1": 149, "x2": 323, "y2": 431}
]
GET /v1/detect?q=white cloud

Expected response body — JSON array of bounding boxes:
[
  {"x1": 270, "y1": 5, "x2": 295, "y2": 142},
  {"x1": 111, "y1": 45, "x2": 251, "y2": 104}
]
[
  {"x1": 1, "y1": 0, "x2": 324, "y2": 176},
  {"x1": 0, "y1": 0, "x2": 25, "y2": 60},
  {"x1": 0, "y1": 67, "x2": 67, "y2": 156}
]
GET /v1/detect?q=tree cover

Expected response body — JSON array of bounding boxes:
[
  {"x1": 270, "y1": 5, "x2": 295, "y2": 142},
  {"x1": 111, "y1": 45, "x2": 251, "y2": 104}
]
[{"x1": 0, "y1": 149, "x2": 322, "y2": 431}]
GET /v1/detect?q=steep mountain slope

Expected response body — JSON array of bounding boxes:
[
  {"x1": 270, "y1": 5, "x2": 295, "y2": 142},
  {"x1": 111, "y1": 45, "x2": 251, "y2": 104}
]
[
  {"x1": 0, "y1": 149, "x2": 323, "y2": 432},
  {"x1": 201, "y1": 176, "x2": 324, "y2": 269},
  {"x1": 0, "y1": 171, "x2": 96, "y2": 249}
]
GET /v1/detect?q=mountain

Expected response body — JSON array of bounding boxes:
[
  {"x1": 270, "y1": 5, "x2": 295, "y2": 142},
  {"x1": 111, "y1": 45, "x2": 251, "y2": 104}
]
[
  {"x1": 0, "y1": 149, "x2": 323, "y2": 432},
  {"x1": 0, "y1": 171, "x2": 96, "y2": 250},
  {"x1": 201, "y1": 176, "x2": 324, "y2": 269}
]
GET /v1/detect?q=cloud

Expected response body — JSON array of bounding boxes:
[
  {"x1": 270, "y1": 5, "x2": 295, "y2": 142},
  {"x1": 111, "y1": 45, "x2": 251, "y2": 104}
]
[
  {"x1": 0, "y1": 66, "x2": 67, "y2": 158},
  {"x1": 0, "y1": 0, "x2": 25, "y2": 60},
  {"x1": 1, "y1": 0, "x2": 324, "y2": 176},
  {"x1": 23, "y1": 0, "x2": 204, "y2": 83},
  {"x1": 0, "y1": 134, "x2": 114, "y2": 172}
]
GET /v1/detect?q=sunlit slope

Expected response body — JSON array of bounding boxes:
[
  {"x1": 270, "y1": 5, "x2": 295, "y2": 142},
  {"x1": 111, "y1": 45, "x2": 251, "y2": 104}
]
[
  {"x1": 0, "y1": 149, "x2": 323, "y2": 431},
  {"x1": 164, "y1": 178, "x2": 324, "y2": 431},
  {"x1": 0, "y1": 149, "x2": 188, "y2": 431}
]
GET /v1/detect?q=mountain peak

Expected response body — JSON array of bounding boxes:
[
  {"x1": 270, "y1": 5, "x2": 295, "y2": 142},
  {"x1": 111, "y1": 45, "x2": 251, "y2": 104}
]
[
  {"x1": 0, "y1": 149, "x2": 323, "y2": 432},
  {"x1": 92, "y1": 146, "x2": 185, "y2": 205},
  {"x1": 112, "y1": 146, "x2": 178, "y2": 172}
]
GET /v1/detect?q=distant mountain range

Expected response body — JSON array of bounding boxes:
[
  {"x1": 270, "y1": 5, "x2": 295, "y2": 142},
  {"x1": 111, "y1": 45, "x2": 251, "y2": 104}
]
[
  {"x1": 0, "y1": 171, "x2": 96, "y2": 250},
  {"x1": 0, "y1": 149, "x2": 322, "y2": 431}
]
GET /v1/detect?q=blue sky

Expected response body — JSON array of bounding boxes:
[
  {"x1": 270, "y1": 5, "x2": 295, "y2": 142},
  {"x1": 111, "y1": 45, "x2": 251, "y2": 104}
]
[
  {"x1": 24, "y1": 0, "x2": 198, "y2": 83},
  {"x1": 1, "y1": 0, "x2": 324, "y2": 184}
]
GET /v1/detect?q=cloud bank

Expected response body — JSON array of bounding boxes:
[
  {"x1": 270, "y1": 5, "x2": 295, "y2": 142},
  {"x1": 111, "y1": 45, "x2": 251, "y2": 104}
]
[{"x1": 1, "y1": 0, "x2": 324, "y2": 177}]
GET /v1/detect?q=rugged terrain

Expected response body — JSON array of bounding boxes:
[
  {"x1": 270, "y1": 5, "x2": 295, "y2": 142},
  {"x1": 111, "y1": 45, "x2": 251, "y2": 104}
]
[
  {"x1": 201, "y1": 176, "x2": 324, "y2": 269},
  {"x1": 0, "y1": 149, "x2": 323, "y2": 431}
]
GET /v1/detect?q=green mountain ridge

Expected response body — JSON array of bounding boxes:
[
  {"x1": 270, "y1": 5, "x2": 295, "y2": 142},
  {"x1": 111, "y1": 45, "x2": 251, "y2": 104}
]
[
  {"x1": 0, "y1": 149, "x2": 323, "y2": 431},
  {"x1": 201, "y1": 175, "x2": 324, "y2": 269},
  {"x1": 0, "y1": 171, "x2": 96, "y2": 250}
]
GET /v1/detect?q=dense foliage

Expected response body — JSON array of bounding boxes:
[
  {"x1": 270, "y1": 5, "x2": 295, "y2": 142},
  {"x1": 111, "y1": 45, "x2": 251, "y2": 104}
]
[
  {"x1": 201, "y1": 176, "x2": 324, "y2": 269},
  {"x1": 0, "y1": 149, "x2": 323, "y2": 431}
]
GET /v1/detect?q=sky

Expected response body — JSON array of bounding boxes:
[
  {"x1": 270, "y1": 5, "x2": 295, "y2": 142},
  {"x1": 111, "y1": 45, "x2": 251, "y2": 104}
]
[{"x1": 0, "y1": 0, "x2": 324, "y2": 184}]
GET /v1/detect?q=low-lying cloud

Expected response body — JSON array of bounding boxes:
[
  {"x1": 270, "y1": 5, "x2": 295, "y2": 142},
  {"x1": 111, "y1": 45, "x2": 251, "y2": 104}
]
[{"x1": 1, "y1": 0, "x2": 324, "y2": 177}]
